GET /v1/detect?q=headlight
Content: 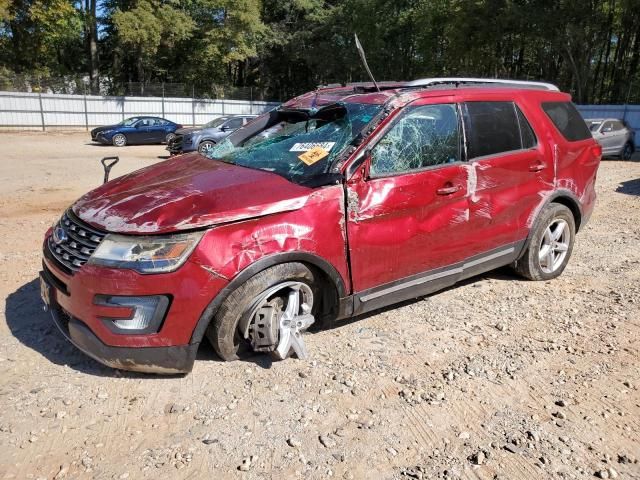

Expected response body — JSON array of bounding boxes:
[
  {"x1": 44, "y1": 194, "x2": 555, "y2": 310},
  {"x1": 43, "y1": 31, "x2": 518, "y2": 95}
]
[
  {"x1": 190, "y1": 130, "x2": 202, "y2": 135},
  {"x1": 88, "y1": 232, "x2": 204, "y2": 273},
  {"x1": 100, "y1": 130, "x2": 112, "y2": 135}
]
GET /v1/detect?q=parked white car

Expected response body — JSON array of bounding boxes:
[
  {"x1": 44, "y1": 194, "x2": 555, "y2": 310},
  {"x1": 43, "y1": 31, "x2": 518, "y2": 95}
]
[{"x1": 586, "y1": 118, "x2": 635, "y2": 160}]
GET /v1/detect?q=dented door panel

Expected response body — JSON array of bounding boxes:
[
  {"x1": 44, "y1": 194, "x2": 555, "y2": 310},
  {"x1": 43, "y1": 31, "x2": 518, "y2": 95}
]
[
  {"x1": 346, "y1": 165, "x2": 471, "y2": 292},
  {"x1": 467, "y1": 147, "x2": 554, "y2": 254}
]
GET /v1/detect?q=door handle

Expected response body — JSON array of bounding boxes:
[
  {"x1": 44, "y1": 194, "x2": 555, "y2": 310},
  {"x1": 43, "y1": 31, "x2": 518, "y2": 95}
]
[
  {"x1": 436, "y1": 184, "x2": 461, "y2": 195},
  {"x1": 529, "y1": 163, "x2": 547, "y2": 172}
]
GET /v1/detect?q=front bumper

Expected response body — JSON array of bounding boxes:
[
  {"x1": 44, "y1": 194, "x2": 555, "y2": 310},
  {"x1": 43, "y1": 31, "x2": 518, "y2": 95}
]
[
  {"x1": 94, "y1": 132, "x2": 112, "y2": 144},
  {"x1": 167, "y1": 134, "x2": 197, "y2": 154},
  {"x1": 47, "y1": 294, "x2": 197, "y2": 374},
  {"x1": 41, "y1": 234, "x2": 228, "y2": 374}
]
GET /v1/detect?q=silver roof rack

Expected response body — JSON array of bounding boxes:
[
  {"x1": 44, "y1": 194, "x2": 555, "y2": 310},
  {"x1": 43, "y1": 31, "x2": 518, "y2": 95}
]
[{"x1": 404, "y1": 77, "x2": 559, "y2": 91}]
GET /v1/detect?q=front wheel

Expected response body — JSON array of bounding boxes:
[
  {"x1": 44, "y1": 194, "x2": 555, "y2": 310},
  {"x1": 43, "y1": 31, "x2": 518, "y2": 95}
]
[
  {"x1": 198, "y1": 140, "x2": 216, "y2": 156},
  {"x1": 165, "y1": 133, "x2": 176, "y2": 144},
  {"x1": 622, "y1": 142, "x2": 634, "y2": 161},
  {"x1": 206, "y1": 263, "x2": 319, "y2": 361},
  {"x1": 514, "y1": 204, "x2": 576, "y2": 281},
  {"x1": 112, "y1": 133, "x2": 127, "y2": 147}
]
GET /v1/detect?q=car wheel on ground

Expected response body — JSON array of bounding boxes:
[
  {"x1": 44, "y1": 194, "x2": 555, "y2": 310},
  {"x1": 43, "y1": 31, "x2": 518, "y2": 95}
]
[
  {"x1": 514, "y1": 203, "x2": 576, "y2": 281},
  {"x1": 112, "y1": 133, "x2": 127, "y2": 147},
  {"x1": 198, "y1": 140, "x2": 216, "y2": 155},
  {"x1": 206, "y1": 263, "x2": 319, "y2": 362},
  {"x1": 165, "y1": 133, "x2": 176, "y2": 144},
  {"x1": 622, "y1": 142, "x2": 634, "y2": 160}
]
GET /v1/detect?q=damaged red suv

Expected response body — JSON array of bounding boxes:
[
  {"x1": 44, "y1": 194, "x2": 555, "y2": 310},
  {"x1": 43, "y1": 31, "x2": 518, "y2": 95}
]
[{"x1": 40, "y1": 78, "x2": 601, "y2": 374}]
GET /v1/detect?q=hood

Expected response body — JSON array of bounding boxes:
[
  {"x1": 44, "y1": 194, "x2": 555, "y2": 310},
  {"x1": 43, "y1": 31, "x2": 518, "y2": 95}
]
[
  {"x1": 175, "y1": 127, "x2": 198, "y2": 135},
  {"x1": 92, "y1": 125, "x2": 119, "y2": 133},
  {"x1": 72, "y1": 153, "x2": 314, "y2": 234}
]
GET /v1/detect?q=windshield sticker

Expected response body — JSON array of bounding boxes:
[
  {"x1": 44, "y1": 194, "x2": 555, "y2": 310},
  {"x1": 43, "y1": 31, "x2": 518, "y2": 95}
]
[
  {"x1": 298, "y1": 146, "x2": 330, "y2": 166},
  {"x1": 290, "y1": 142, "x2": 336, "y2": 152}
]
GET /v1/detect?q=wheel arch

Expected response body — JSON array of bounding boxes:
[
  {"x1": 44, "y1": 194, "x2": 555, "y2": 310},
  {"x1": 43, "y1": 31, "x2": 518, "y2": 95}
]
[
  {"x1": 518, "y1": 189, "x2": 583, "y2": 261},
  {"x1": 549, "y1": 191, "x2": 582, "y2": 232},
  {"x1": 189, "y1": 252, "x2": 347, "y2": 345}
]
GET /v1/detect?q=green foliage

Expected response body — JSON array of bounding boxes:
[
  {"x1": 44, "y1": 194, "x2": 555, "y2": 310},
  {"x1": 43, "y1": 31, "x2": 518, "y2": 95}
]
[{"x1": 1, "y1": 0, "x2": 639, "y2": 102}]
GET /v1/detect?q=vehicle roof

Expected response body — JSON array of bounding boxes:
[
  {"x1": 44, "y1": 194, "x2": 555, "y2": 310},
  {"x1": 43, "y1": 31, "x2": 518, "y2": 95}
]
[{"x1": 282, "y1": 81, "x2": 571, "y2": 110}]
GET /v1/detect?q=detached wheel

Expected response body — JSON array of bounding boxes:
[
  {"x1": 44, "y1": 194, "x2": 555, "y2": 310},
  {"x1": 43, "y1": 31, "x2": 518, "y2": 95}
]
[
  {"x1": 206, "y1": 263, "x2": 319, "y2": 361},
  {"x1": 112, "y1": 133, "x2": 127, "y2": 147},
  {"x1": 514, "y1": 204, "x2": 575, "y2": 281},
  {"x1": 622, "y1": 142, "x2": 633, "y2": 160},
  {"x1": 198, "y1": 140, "x2": 216, "y2": 155}
]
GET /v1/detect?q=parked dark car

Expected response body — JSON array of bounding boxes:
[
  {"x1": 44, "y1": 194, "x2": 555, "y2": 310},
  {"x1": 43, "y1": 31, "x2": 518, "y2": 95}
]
[
  {"x1": 41, "y1": 78, "x2": 601, "y2": 374},
  {"x1": 167, "y1": 115, "x2": 256, "y2": 155},
  {"x1": 91, "y1": 117, "x2": 182, "y2": 147}
]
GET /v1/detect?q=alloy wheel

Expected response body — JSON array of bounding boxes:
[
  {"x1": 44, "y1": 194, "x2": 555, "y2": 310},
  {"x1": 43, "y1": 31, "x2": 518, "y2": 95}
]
[
  {"x1": 243, "y1": 282, "x2": 315, "y2": 359},
  {"x1": 198, "y1": 141, "x2": 215, "y2": 156},
  {"x1": 538, "y1": 219, "x2": 570, "y2": 274},
  {"x1": 113, "y1": 134, "x2": 126, "y2": 147}
]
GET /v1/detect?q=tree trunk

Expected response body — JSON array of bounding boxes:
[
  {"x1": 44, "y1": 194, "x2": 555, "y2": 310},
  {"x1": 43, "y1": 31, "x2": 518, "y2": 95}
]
[{"x1": 85, "y1": 0, "x2": 99, "y2": 95}]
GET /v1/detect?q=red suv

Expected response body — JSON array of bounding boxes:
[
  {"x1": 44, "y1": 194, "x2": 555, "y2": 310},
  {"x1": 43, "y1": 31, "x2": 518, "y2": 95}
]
[{"x1": 40, "y1": 78, "x2": 601, "y2": 374}]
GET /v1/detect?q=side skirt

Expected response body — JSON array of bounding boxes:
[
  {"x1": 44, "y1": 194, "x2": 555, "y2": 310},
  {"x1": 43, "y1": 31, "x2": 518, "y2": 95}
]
[{"x1": 337, "y1": 240, "x2": 526, "y2": 318}]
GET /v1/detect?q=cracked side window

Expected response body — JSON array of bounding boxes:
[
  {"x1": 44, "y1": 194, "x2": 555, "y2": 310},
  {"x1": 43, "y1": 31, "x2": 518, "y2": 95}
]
[{"x1": 370, "y1": 104, "x2": 460, "y2": 176}]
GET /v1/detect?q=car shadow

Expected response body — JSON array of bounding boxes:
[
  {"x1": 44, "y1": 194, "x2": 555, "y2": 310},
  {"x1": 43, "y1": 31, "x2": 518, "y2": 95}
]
[{"x1": 616, "y1": 178, "x2": 640, "y2": 196}]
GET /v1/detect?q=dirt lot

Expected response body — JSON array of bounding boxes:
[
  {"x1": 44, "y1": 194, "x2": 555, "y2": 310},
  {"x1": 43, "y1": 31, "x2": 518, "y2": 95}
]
[{"x1": 0, "y1": 131, "x2": 639, "y2": 480}]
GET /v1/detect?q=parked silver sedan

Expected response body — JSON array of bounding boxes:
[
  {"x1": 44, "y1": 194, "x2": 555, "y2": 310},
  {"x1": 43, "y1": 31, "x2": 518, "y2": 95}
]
[{"x1": 586, "y1": 118, "x2": 635, "y2": 160}]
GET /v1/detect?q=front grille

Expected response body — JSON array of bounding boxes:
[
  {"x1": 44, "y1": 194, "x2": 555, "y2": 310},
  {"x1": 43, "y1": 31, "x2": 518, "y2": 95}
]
[{"x1": 47, "y1": 210, "x2": 106, "y2": 274}]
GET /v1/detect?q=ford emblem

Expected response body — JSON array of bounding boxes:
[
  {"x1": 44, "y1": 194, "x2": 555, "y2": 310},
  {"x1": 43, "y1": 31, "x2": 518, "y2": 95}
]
[{"x1": 53, "y1": 226, "x2": 68, "y2": 245}]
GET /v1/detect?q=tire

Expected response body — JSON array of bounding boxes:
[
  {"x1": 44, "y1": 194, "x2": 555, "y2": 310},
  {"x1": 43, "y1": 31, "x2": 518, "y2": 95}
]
[
  {"x1": 198, "y1": 140, "x2": 216, "y2": 155},
  {"x1": 206, "y1": 263, "x2": 319, "y2": 361},
  {"x1": 514, "y1": 203, "x2": 576, "y2": 281},
  {"x1": 622, "y1": 142, "x2": 633, "y2": 161},
  {"x1": 165, "y1": 133, "x2": 176, "y2": 144},
  {"x1": 112, "y1": 133, "x2": 127, "y2": 147}
]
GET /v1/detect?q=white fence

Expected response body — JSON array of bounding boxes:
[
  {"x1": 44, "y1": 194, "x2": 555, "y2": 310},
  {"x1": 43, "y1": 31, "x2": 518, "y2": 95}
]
[
  {"x1": 0, "y1": 91, "x2": 280, "y2": 130},
  {"x1": 1, "y1": 91, "x2": 637, "y2": 138}
]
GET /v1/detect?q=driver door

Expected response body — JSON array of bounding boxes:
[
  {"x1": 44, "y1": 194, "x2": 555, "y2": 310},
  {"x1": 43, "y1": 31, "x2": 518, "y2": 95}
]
[{"x1": 345, "y1": 99, "x2": 474, "y2": 310}]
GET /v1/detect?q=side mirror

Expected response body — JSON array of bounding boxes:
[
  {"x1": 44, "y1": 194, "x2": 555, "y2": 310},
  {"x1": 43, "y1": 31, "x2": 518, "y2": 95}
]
[{"x1": 220, "y1": 125, "x2": 230, "y2": 132}]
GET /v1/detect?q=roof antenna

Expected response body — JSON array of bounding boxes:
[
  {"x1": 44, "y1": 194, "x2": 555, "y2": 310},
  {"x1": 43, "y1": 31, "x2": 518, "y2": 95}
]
[{"x1": 354, "y1": 34, "x2": 380, "y2": 92}]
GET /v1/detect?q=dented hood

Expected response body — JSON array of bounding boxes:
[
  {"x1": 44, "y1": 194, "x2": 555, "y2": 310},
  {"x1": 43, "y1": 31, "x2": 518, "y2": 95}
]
[{"x1": 72, "y1": 153, "x2": 313, "y2": 234}]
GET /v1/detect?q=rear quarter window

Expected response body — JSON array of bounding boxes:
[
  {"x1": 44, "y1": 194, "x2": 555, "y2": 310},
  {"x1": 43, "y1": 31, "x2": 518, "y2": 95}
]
[{"x1": 541, "y1": 102, "x2": 592, "y2": 141}]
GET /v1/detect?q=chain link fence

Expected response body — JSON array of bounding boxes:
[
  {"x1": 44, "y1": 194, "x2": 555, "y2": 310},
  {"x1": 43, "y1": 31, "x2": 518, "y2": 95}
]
[{"x1": 0, "y1": 73, "x2": 279, "y2": 102}]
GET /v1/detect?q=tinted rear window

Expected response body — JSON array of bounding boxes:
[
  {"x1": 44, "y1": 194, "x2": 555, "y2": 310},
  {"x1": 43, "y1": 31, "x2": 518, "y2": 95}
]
[
  {"x1": 541, "y1": 102, "x2": 591, "y2": 141},
  {"x1": 463, "y1": 102, "x2": 523, "y2": 158}
]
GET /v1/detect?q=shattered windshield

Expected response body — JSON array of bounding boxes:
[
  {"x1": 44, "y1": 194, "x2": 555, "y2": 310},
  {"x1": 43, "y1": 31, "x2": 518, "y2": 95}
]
[{"x1": 205, "y1": 103, "x2": 380, "y2": 183}]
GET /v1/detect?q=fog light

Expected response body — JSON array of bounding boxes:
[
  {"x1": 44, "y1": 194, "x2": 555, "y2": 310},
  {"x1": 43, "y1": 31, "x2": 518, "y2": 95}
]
[{"x1": 95, "y1": 295, "x2": 170, "y2": 334}]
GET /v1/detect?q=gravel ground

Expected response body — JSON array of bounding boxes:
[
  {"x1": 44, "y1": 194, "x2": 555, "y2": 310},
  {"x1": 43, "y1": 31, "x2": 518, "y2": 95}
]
[{"x1": 0, "y1": 132, "x2": 639, "y2": 480}]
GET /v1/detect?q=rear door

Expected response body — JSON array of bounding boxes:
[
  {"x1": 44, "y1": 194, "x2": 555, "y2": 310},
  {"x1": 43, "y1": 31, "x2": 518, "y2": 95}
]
[
  {"x1": 459, "y1": 98, "x2": 554, "y2": 254},
  {"x1": 345, "y1": 99, "x2": 474, "y2": 303},
  {"x1": 146, "y1": 118, "x2": 168, "y2": 143}
]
